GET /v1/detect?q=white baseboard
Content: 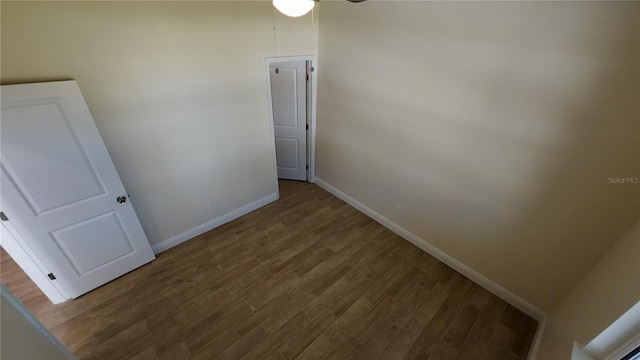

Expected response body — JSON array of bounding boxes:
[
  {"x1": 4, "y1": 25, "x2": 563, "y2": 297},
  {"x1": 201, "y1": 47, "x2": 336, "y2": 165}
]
[
  {"x1": 151, "y1": 192, "x2": 279, "y2": 254},
  {"x1": 314, "y1": 178, "x2": 546, "y2": 323}
]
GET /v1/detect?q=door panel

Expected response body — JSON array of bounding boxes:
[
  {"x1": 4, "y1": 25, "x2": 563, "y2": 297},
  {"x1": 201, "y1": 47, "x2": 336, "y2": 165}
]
[
  {"x1": 2, "y1": 103, "x2": 105, "y2": 214},
  {"x1": 270, "y1": 61, "x2": 307, "y2": 181},
  {"x1": 51, "y1": 211, "x2": 134, "y2": 276},
  {"x1": 272, "y1": 67, "x2": 299, "y2": 128},
  {"x1": 1, "y1": 81, "x2": 155, "y2": 298},
  {"x1": 275, "y1": 137, "x2": 299, "y2": 169}
]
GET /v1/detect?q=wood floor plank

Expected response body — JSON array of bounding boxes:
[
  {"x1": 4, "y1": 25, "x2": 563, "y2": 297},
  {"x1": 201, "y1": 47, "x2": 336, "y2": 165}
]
[
  {"x1": 307, "y1": 262, "x2": 353, "y2": 296},
  {"x1": 501, "y1": 304, "x2": 525, "y2": 331},
  {"x1": 363, "y1": 245, "x2": 406, "y2": 283},
  {"x1": 323, "y1": 337, "x2": 360, "y2": 360},
  {"x1": 237, "y1": 273, "x2": 291, "y2": 310},
  {"x1": 457, "y1": 311, "x2": 500, "y2": 360},
  {"x1": 295, "y1": 296, "x2": 373, "y2": 360},
  {"x1": 293, "y1": 247, "x2": 334, "y2": 277},
  {"x1": 0, "y1": 180, "x2": 537, "y2": 360},
  {"x1": 402, "y1": 343, "x2": 427, "y2": 360},
  {"x1": 386, "y1": 279, "x2": 429, "y2": 328},
  {"x1": 511, "y1": 316, "x2": 539, "y2": 359},
  {"x1": 364, "y1": 261, "x2": 413, "y2": 305},
  {"x1": 268, "y1": 237, "x2": 323, "y2": 277},
  {"x1": 442, "y1": 303, "x2": 480, "y2": 351},
  {"x1": 385, "y1": 267, "x2": 425, "y2": 303},
  {"x1": 415, "y1": 304, "x2": 456, "y2": 355},
  {"x1": 426, "y1": 339, "x2": 458, "y2": 360},
  {"x1": 379, "y1": 317, "x2": 427, "y2": 360},
  {"x1": 329, "y1": 278, "x2": 374, "y2": 317},
  {"x1": 278, "y1": 309, "x2": 336, "y2": 360},
  {"x1": 484, "y1": 294, "x2": 509, "y2": 320},
  {"x1": 468, "y1": 284, "x2": 492, "y2": 311},
  {"x1": 349, "y1": 320, "x2": 400, "y2": 359},
  {"x1": 157, "y1": 343, "x2": 191, "y2": 360},
  {"x1": 216, "y1": 326, "x2": 268, "y2": 360},
  {"x1": 482, "y1": 323, "x2": 518, "y2": 360},
  {"x1": 234, "y1": 291, "x2": 291, "y2": 336},
  {"x1": 183, "y1": 302, "x2": 252, "y2": 354},
  {"x1": 350, "y1": 295, "x2": 398, "y2": 343},
  {"x1": 259, "y1": 287, "x2": 316, "y2": 335},
  {"x1": 250, "y1": 312, "x2": 309, "y2": 360},
  {"x1": 129, "y1": 345, "x2": 158, "y2": 360},
  {"x1": 87, "y1": 320, "x2": 149, "y2": 360},
  {"x1": 443, "y1": 276, "x2": 475, "y2": 310},
  {"x1": 189, "y1": 330, "x2": 239, "y2": 360},
  {"x1": 265, "y1": 352, "x2": 285, "y2": 360}
]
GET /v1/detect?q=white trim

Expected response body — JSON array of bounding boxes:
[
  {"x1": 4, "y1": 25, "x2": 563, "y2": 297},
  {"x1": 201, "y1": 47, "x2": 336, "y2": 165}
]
[
  {"x1": 264, "y1": 58, "x2": 281, "y2": 191},
  {"x1": 264, "y1": 55, "x2": 318, "y2": 183},
  {"x1": 309, "y1": 57, "x2": 318, "y2": 183},
  {"x1": 1, "y1": 222, "x2": 70, "y2": 304},
  {"x1": 314, "y1": 177, "x2": 546, "y2": 322},
  {"x1": 1, "y1": 285, "x2": 76, "y2": 359},
  {"x1": 606, "y1": 332, "x2": 640, "y2": 360},
  {"x1": 584, "y1": 302, "x2": 640, "y2": 359},
  {"x1": 152, "y1": 192, "x2": 279, "y2": 254},
  {"x1": 572, "y1": 342, "x2": 596, "y2": 360}
]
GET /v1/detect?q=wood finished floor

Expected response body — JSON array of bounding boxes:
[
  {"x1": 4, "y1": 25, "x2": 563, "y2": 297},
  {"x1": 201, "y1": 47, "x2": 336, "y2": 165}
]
[{"x1": 1, "y1": 180, "x2": 538, "y2": 360}]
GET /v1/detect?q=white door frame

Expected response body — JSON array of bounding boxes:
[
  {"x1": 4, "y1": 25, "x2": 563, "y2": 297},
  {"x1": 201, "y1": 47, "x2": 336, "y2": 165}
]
[
  {"x1": 265, "y1": 55, "x2": 318, "y2": 183},
  {"x1": 1, "y1": 222, "x2": 70, "y2": 304}
]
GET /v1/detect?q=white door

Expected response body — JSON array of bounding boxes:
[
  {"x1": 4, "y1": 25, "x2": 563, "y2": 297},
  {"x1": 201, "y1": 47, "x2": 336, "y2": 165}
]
[
  {"x1": 270, "y1": 61, "x2": 308, "y2": 181},
  {"x1": 0, "y1": 81, "x2": 155, "y2": 299}
]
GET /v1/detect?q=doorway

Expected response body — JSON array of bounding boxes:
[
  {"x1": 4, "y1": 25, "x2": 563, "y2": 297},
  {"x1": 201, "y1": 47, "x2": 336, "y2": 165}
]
[{"x1": 265, "y1": 56, "x2": 317, "y2": 183}]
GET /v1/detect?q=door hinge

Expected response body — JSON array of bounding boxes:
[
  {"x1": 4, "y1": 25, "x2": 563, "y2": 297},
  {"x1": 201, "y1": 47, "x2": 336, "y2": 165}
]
[
  {"x1": 306, "y1": 124, "x2": 309, "y2": 130},
  {"x1": 306, "y1": 74, "x2": 309, "y2": 81},
  {"x1": 48, "y1": 273, "x2": 56, "y2": 280},
  {"x1": 306, "y1": 165, "x2": 309, "y2": 170},
  {"x1": 0, "y1": 212, "x2": 8, "y2": 221}
]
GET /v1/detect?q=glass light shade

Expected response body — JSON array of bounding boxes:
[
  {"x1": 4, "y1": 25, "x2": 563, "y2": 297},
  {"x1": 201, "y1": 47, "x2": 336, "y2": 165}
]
[{"x1": 273, "y1": 0, "x2": 315, "y2": 17}]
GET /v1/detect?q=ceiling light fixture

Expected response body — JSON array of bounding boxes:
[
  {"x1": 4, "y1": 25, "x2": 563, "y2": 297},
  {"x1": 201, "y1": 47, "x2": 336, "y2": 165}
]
[{"x1": 273, "y1": 0, "x2": 315, "y2": 17}]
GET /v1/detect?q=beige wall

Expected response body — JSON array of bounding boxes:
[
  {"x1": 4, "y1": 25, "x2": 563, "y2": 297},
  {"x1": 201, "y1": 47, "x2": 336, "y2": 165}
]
[
  {"x1": 1, "y1": 1, "x2": 318, "y2": 246},
  {"x1": 316, "y1": 1, "x2": 639, "y2": 312},
  {"x1": 537, "y1": 222, "x2": 640, "y2": 359},
  {"x1": 1, "y1": 287, "x2": 72, "y2": 359}
]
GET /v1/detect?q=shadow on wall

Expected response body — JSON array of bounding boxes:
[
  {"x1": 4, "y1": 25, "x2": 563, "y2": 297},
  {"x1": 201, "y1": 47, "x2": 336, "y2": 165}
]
[
  {"x1": 1, "y1": 77, "x2": 74, "y2": 86},
  {"x1": 316, "y1": 1, "x2": 639, "y2": 311}
]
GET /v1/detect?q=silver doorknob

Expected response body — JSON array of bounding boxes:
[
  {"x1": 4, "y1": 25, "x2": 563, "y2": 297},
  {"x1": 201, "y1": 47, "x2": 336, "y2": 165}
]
[{"x1": 116, "y1": 196, "x2": 127, "y2": 204}]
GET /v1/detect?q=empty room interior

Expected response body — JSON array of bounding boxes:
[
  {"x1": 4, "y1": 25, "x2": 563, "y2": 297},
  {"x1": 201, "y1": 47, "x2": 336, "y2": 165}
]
[{"x1": 0, "y1": 1, "x2": 638, "y2": 360}]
